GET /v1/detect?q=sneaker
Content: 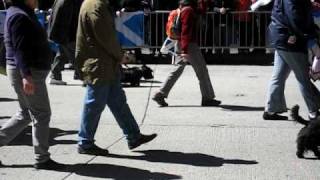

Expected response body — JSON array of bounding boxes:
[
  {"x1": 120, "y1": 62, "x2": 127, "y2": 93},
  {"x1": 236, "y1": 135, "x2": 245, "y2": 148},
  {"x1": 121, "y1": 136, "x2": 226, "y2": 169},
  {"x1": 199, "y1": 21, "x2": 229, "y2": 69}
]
[
  {"x1": 34, "y1": 159, "x2": 66, "y2": 170},
  {"x1": 78, "y1": 144, "x2": 109, "y2": 156},
  {"x1": 152, "y1": 92, "x2": 168, "y2": 107},
  {"x1": 201, "y1": 99, "x2": 221, "y2": 107},
  {"x1": 263, "y1": 112, "x2": 288, "y2": 120},
  {"x1": 128, "y1": 133, "x2": 157, "y2": 150},
  {"x1": 49, "y1": 78, "x2": 67, "y2": 85}
]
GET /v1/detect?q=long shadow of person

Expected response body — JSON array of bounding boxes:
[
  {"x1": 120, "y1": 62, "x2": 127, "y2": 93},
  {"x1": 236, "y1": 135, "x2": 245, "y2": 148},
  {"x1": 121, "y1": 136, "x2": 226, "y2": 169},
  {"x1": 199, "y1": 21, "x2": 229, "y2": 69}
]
[
  {"x1": 0, "y1": 98, "x2": 17, "y2": 102},
  {"x1": 1, "y1": 163, "x2": 182, "y2": 180},
  {"x1": 73, "y1": 163, "x2": 181, "y2": 180},
  {"x1": 0, "y1": 116, "x2": 11, "y2": 120},
  {"x1": 107, "y1": 150, "x2": 258, "y2": 167},
  {"x1": 220, "y1": 105, "x2": 265, "y2": 111},
  {"x1": 8, "y1": 126, "x2": 77, "y2": 146}
]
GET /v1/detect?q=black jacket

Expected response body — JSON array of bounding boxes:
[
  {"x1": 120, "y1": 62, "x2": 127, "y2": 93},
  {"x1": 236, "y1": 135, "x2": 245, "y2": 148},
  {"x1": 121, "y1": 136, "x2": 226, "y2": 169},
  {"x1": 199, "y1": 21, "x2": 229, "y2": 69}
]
[
  {"x1": 270, "y1": 0, "x2": 315, "y2": 52},
  {"x1": 48, "y1": 0, "x2": 83, "y2": 44}
]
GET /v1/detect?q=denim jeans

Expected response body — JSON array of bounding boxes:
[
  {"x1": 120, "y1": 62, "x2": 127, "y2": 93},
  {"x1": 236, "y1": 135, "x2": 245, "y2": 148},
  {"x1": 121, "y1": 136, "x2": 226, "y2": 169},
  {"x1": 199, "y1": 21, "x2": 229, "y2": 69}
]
[
  {"x1": 266, "y1": 50, "x2": 320, "y2": 113},
  {"x1": 78, "y1": 79, "x2": 141, "y2": 148},
  {"x1": 0, "y1": 66, "x2": 51, "y2": 163}
]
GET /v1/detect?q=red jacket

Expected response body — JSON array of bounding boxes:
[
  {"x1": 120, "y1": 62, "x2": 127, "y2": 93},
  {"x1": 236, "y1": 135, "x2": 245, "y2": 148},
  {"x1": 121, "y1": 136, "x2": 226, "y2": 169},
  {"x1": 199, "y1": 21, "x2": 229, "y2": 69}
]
[
  {"x1": 180, "y1": 6, "x2": 198, "y2": 54},
  {"x1": 235, "y1": 0, "x2": 252, "y2": 22}
]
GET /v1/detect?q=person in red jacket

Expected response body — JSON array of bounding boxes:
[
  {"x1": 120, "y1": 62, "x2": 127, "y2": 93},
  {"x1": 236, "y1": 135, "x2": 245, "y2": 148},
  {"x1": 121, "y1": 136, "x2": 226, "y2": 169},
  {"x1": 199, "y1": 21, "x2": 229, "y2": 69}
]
[
  {"x1": 153, "y1": 0, "x2": 221, "y2": 107},
  {"x1": 235, "y1": 0, "x2": 254, "y2": 53}
]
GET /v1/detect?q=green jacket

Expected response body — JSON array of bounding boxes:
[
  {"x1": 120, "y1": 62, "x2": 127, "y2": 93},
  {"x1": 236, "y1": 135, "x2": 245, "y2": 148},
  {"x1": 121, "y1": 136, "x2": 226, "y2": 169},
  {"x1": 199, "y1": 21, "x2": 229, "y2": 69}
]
[{"x1": 75, "y1": 0, "x2": 123, "y2": 85}]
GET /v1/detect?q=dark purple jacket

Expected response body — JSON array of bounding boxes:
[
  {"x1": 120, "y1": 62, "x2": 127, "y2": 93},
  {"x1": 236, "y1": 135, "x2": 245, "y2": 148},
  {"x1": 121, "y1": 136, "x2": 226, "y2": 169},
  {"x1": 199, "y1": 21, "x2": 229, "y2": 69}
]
[{"x1": 4, "y1": 4, "x2": 52, "y2": 77}]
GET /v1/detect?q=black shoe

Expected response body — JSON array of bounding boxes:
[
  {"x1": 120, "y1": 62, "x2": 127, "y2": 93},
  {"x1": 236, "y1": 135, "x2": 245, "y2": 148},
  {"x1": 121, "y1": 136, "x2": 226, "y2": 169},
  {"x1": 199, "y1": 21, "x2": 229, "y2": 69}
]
[
  {"x1": 201, "y1": 99, "x2": 221, "y2": 107},
  {"x1": 263, "y1": 112, "x2": 288, "y2": 120},
  {"x1": 152, "y1": 92, "x2": 168, "y2": 107},
  {"x1": 78, "y1": 144, "x2": 109, "y2": 156},
  {"x1": 34, "y1": 159, "x2": 66, "y2": 170},
  {"x1": 128, "y1": 133, "x2": 157, "y2": 150}
]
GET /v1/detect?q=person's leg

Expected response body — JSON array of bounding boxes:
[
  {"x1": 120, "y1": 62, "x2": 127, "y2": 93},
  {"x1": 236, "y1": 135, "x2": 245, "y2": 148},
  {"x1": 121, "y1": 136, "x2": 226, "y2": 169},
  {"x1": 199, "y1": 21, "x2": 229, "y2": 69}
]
[
  {"x1": 78, "y1": 84, "x2": 108, "y2": 149},
  {"x1": 153, "y1": 59, "x2": 186, "y2": 106},
  {"x1": 264, "y1": 50, "x2": 291, "y2": 119},
  {"x1": 187, "y1": 43, "x2": 217, "y2": 101},
  {"x1": 278, "y1": 50, "x2": 320, "y2": 114},
  {"x1": 106, "y1": 78, "x2": 156, "y2": 149},
  {"x1": 158, "y1": 59, "x2": 186, "y2": 98},
  {"x1": 0, "y1": 68, "x2": 32, "y2": 146},
  {"x1": 50, "y1": 44, "x2": 68, "y2": 85},
  {"x1": 106, "y1": 79, "x2": 140, "y2": 141},
  {"x1": 2, "y1": 67, "x2": 64, "y2": 169},
  {"x1": 24, "y1": 70, "x2": 51, "y2": 163}
]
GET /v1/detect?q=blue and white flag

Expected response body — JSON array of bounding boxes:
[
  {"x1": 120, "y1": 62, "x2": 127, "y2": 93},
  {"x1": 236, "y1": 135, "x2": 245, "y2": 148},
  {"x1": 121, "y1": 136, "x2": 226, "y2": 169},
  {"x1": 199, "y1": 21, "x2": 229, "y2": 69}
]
[{"x1": 115, "y1": 11, "x2": 144, "y2": 47}]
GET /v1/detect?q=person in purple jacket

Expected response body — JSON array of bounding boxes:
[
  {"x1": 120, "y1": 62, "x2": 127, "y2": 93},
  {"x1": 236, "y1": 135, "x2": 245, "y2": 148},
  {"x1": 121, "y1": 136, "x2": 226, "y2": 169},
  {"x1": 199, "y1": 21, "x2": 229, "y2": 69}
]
[{"x1": 0, "y1": 0, "x2": 65, "y2": 170}]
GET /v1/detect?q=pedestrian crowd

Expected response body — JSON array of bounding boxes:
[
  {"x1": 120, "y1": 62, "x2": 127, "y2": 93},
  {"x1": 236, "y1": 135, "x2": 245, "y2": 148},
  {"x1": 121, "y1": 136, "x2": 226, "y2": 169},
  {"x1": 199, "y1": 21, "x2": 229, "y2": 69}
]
[{"x1": 0, "y1": 0, "x2": 320, "y2": 171}]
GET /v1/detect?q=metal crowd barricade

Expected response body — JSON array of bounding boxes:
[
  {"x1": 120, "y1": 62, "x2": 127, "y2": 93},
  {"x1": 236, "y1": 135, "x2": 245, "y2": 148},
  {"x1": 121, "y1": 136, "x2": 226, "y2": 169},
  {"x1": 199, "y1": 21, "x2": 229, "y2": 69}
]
[{"x1": 145, "y1": 10, "x2": 272, "y2": 53}]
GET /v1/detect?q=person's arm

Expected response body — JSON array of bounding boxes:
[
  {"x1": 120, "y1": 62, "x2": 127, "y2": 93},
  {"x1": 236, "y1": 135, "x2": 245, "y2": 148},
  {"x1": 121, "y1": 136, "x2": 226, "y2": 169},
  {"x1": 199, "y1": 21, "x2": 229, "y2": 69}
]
[
  {"x1": 180, "y1": 7, "x2": 194, "y2": 55},
  {"x1": 87, "y1": 3, "x2": 123, "y2": 63},
  {"x1": 283, "y1": 0, "x2": 309, "y2": 37},
  {"x1": 9, "y1": 15, "x2": 35, "y2": 94}
]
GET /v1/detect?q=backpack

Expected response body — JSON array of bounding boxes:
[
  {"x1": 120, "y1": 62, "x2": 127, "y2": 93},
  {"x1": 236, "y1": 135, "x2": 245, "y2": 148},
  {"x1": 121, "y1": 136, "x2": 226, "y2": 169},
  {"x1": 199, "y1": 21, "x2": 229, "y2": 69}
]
[{"x1": 166, "y1": 8, "x2": 182, "y2": 40}]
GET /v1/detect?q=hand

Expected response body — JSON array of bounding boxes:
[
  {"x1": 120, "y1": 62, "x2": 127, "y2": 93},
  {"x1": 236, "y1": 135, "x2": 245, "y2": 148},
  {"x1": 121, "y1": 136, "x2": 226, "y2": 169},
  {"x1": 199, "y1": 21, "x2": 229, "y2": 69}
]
[
  {"x1": 287, "y1": 35, "x2": 297, "y2": 44},
  {"x1": 220, "y1": 7, "x2": 226, "y2": 14},
  {"x1": 180, "y1": 53, "x2": 189, "y2": 62},
  {"x1": 22, "y1": 76, "x2": 35, "y2": 95},
  {"x1": 121, "y1": 54, "x2": 131, "y2": 64}
]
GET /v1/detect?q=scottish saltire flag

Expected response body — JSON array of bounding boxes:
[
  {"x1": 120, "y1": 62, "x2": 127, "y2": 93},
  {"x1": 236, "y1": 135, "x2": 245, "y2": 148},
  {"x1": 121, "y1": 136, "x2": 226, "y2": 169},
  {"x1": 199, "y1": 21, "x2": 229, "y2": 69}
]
[
  {"x1": 160, "y1": 37, "x2": 178, "y2": 55},
  {"x1": 115, "y1": 11, "x2": 144, "y2": 47}
]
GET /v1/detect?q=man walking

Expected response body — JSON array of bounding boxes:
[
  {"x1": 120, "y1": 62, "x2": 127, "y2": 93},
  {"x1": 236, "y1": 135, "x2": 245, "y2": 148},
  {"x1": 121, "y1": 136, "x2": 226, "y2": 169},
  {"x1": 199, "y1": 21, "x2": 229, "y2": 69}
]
[
  {"x1": 75, "y1": 0, "x2": 157, "y2": 155},
  {"x1": 153, "y1": 0, "x2": 221, "y2": 107}
]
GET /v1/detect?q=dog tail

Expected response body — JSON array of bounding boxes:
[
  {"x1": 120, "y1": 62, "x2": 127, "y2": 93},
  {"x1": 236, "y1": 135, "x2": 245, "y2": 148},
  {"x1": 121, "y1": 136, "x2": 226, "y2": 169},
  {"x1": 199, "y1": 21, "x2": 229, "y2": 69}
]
[{"x1": 290, "y1": 105, "x2": 309, "y2": 126}]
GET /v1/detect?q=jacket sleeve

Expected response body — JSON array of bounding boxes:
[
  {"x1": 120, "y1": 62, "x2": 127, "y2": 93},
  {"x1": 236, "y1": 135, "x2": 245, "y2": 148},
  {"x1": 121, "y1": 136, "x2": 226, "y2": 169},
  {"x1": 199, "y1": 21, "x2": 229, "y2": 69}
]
[
  {"x1": 87, "y1": 4, "x2": 122, "y2": 63},
  {"x1": 48, "y1": 0, "x2": 73, "y2": 43},
  {"x1": 180, "y1": 7, "x2": 194, "y2": 54},
  {"x1": 283, "y1": 0, "x2": 309, "y2": 37},
  {"x1": 9, "y1": 14, "x2": 34, "y2": 77}
]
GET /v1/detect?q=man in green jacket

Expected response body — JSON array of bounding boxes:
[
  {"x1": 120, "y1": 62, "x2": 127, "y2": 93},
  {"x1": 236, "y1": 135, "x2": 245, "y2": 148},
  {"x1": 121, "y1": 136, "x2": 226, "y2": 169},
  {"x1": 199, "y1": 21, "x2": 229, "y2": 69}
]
[{"x1": 75, "y1": 0, "x2": 157, "y2": 155}]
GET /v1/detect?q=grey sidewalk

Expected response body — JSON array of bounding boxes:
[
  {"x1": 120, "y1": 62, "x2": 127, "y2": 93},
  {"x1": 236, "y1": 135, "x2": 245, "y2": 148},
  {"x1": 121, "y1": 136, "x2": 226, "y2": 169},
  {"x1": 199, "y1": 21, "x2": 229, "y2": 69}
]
[{"x1": 0, "y1": 65, "x2": 319, "y2": 180}]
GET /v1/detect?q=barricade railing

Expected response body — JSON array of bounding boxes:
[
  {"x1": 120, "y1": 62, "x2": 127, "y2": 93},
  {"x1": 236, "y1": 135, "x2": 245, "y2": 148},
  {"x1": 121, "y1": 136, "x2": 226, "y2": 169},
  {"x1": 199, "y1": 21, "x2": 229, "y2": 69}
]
[{"x1": 145, "y1": 10, "x2": 272, "y2": 53}]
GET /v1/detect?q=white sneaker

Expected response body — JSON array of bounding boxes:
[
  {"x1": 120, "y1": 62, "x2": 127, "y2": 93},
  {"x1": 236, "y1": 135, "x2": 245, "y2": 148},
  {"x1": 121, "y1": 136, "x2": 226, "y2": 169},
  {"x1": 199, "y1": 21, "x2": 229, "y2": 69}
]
[{"x1": 49, "y1": 79, "x2": 67, "y2": 85}]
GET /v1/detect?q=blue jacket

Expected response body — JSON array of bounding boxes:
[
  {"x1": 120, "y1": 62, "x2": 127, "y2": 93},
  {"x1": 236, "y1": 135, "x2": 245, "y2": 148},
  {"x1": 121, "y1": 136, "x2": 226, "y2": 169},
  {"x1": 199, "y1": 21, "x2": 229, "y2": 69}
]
[
  {"x1": 269, "y1": 0, "x2": 315, "y2": 53},
  {"x1": 4, "y1": 4, "x2": 52, "y2": 77}
]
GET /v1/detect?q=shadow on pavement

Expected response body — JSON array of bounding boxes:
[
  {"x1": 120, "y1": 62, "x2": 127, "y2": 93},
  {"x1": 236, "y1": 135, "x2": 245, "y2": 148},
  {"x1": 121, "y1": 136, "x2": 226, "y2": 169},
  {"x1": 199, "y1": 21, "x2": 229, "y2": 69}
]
[
  {"x1": 0, "y1": 98, "x2": 17, "y2": 102},
  {"x1": 108, "y1": 150, "x2": 258, "y2": 167},
  {"x1": 220, "y1": 105, "x2": 265, "y2": 111},
  {"x1": 0, "y1": 163, "x2": 181, "y2": 179},
  {"x1": 8, "y1": 126, "x2": 77, "y2": 146},
  {"x1": 0, "y1": 116, "x2": 11, "y2": 120},
  {"x1": 73, "y1": 163, "x2": 181, "y2": 179}
]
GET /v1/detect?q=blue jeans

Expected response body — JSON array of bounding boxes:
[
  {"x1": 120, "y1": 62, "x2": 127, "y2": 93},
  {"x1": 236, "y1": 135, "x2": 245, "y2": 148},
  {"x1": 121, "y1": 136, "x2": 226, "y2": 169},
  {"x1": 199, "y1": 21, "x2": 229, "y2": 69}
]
[
  {"x1": 266, "y1": 50, "x2": 320, "y2": 113},
  {"x1": 78, "y1": 79, "x2": 140, "y2": 148}
]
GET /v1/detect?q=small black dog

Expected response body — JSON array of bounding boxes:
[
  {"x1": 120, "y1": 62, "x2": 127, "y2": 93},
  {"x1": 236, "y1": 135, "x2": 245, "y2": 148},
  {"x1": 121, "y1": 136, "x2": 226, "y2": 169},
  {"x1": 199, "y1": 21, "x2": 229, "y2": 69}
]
[{"x1": 290, "y1": 105, "x2": 320, "y2": 159}]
